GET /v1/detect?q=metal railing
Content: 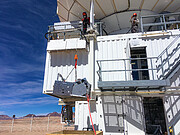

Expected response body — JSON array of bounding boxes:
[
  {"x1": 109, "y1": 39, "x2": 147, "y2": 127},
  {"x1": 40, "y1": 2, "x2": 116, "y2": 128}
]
[
  {"x1": 156, "y1": 35, "x2": 180, "y2": 79},
  {"x1": 97, "y1": 36, "x2": 180, "y2": 82},
  {"x1": 141, "y1": 12, "x2": 180, "y2": 32},
  {"x1": 97, "y1": 57, "x2": 158, "y2": 82},
  {"x1": 46, "y1": 21, "x2": 104, "y2": 41}
]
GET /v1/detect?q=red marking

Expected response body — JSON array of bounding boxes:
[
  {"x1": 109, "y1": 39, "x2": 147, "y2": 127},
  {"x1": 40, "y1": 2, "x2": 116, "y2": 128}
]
[{"x1": 75, "y1": 60, "x2": 77, "y2": 69}]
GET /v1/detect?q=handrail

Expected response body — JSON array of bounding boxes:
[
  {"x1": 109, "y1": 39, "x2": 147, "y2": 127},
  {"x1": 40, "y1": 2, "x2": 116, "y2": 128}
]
[
  {"x1": 141, "y1": 12, "x2": 180, "y2": 18},
  {"x1": 156, "y1": 35, "x2": 180, "y2": 79},
  {"x1": 157, "y1": 35, "x2": 180, "y2": 59},
  {"x1": 141, "y1": 12, "x2": 180, "y2": 32},
  {"x1": 97, "y1": 57, "x2": 157, "y2": 62},
  {"x1": 97, "y1": 57, "x2": 158, "y2": 81},
  {"x1": 46, "y1": 21, "x2": 104, "y2": 41},
  {"x1": 97, "y1": 37, "x2": 180, "y2": 81}
]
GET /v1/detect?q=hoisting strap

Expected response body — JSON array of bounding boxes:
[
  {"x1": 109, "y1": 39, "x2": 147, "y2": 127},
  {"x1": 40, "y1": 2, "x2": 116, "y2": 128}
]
[
  {"x1": 74, "y1": 54, "x2": 78, "y2": 69},
  {"x1": 74, "y1": 54, "x2": 78, "y2": 81},
  {"x1": 87, "y1": 95, "x2": 96, "y2": 135}
]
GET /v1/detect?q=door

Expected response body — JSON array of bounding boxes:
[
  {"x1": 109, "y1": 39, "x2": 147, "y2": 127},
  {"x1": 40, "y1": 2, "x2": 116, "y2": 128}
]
[{"x1": 130, "y1": 47, "x2": 149, "y2": 80}]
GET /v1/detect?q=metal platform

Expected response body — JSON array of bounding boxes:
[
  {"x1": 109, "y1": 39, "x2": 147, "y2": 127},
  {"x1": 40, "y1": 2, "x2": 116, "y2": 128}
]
[
  {"x1": 98, "y1": 80, "x2": 170, "y2": 91},
  {"x1": 47, "y1": 130, "x2": 103, "y2": 135}
]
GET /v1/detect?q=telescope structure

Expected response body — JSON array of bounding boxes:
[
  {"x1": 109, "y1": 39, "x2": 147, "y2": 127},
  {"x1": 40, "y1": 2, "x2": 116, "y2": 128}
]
[{"x1": 43, "y1": 0, "x2": 180, "y2": 134}]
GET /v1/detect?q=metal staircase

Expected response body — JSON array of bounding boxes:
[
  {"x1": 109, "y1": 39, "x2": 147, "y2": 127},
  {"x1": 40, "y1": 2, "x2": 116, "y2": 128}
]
[{"x1": 156, "y1": 35, "x2": 180, "y2": 80}]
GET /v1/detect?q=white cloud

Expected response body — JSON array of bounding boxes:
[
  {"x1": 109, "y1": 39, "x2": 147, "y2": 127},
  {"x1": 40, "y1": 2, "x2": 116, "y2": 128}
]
[
  {"x1": 0, "y1": 80, "x2": 43, "y2": 98},
  {"x1": 0, "y1": 97, "x2": 58, "y2": 106},
  {"x1": 0, "y1": 111, "x2": 5, "y2": 115}
]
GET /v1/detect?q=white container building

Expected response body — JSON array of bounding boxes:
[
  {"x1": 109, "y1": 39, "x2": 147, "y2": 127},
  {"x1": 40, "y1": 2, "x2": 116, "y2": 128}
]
[{"x1": 43, "y1": 0, "x2": 180, "y2": 134}]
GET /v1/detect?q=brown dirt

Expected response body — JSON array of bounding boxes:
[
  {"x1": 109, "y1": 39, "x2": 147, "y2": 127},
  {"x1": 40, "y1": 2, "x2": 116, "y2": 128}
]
[{"x1": 0, "y1": 116, "x2": 74, "y2": 135}]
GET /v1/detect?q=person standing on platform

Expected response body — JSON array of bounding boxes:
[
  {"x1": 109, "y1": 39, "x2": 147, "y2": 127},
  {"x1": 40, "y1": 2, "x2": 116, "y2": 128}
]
[
  {"x1": 82, "y1": 12, "x2": 90, "y2": 34},
  {"x1": 130, "y1": 13, "x2": 139, "y2": 33}
]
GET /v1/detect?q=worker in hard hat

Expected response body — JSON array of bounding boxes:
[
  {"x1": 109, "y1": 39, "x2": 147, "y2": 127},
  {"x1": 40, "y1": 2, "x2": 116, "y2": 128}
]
[
  {"x1": 82, "y1": 12, "x2": 90, "y2": 34},
  {"x1": 130, "y1": 13, "x2": 139, "y2": 33}
]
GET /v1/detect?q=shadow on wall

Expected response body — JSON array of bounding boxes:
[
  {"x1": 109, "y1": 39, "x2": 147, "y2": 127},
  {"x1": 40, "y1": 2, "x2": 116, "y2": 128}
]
[
  {"x1": 164, "y1": 67, "x2": 180, "y2": 132},
  {"x1": 86, "y1": 116, "x2": 99, "y2": 131},
  {"x1": 123, "y1": 96, "x2": 144, "y2": 131},
  {"x1": 50, "y1": 50, "x2": 88, "y2": 67},
  {"x1": 101, "y1": 95, "x2": 144, "y2": 133},
  {"x1": 164, "y1": 95, "x2": 180, "y2": 132},
  {"x1": 74, "y1": 116, "x2": 99, "y2": 131},
  {"x1": 169, "y1": 61, "x2": 180, "y2": 87},
  {"x1": 85, "y1": 101, "x2": 98, "y2": 131}
]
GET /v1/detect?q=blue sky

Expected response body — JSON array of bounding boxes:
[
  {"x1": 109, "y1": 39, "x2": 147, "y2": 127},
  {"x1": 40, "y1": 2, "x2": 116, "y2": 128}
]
[{"x1": 0, "y1": 0, "x2": 61, "y2": 117}]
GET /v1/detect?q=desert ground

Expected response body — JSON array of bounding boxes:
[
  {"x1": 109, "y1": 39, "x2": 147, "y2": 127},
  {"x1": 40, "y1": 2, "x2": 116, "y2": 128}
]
[{"x1": 0, "y1": 116, "x2": 74, "y2": 135}]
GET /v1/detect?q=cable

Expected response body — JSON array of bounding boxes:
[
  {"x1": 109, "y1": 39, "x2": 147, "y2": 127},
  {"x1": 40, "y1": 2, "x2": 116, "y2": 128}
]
[
  {"x1": 87, "y1": 95, "x2": 96, "y2": 135},
  {"x1": 57, "y1": 73, "x2": 65, "y2": 82},
  {"x1": 65, "y1": 67, "x2": 75, "y2": 80}
]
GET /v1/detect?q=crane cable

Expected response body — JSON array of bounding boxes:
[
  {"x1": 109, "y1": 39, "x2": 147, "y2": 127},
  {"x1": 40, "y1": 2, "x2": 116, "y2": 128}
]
[{"x1": 87, "y1": 95, "x2": 96, "y2": 135}]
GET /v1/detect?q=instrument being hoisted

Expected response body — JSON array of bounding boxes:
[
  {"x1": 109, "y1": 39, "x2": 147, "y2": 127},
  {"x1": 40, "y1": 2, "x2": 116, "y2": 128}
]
[
  {"x1": 54, "y1": 75, "x2": 91, "y2": 122},
  {"x1": 53, "y1": 74, "x2": 91, "y2": 99},
  {"x1": 51, "y1": 53, "x2": 91, "y2": 123},
  {"x1": 53, "y1": 53, "x2": 91, "y2": 100}
]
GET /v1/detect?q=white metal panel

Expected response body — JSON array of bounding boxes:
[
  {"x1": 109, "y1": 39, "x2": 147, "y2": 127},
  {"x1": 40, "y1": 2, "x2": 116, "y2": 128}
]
[
  {"x1": 75, "y1": 101, "x2": 98, "y2": 131},
  {"x1": 54, "y1": 22, "x2": 74, "y2": 30},
  {"x1": 142, "y1": 0, "x2": 158, "y2": 10},
  {"x1": 71, "y1": 2, "x2": 85, "y2": 20},
  {"x1": 43, "y1": 52, "x2": 51, "y2": 92},
  {"x1": 174, "y1": 120, "x2": 180, "y2": 135},
  {"x1": 95, "y1": 37, "x2": 128, "y2": 86},
  {"x1": 93, "y1": 1, "x2": 105, "y2": 19},
  {"x1": 95, "y1": 0, "x2": 114, "y2": 16},
  {"x1": 75, "y1": 96, "x2": 145, "y2": 135},
  {"x1": 152, "y1": 0, "x2": 173, "y2": 12},
  {"x1": 101, "y1": 15, "x2": 120, "y2": 33},
  {"x1": 43, "y1": 49, "x2": 88, "y2": 92},
  {"x1": 124, "y1": 122, "x2": 145, "y2": 135},
  {"x1": 146, "y1": 33, "x2": 180, "y2": 79},
  {"x1": 164, "y1": 95, "x2": 180, "y2": 133},
  {"x1": 76, "y1": 0, "x2": 90, "y2": 13},
  {"x1": 47, "y1": 39, "x2": 86, "y2": 51},
  {"x1": 58, "y1": 0, "x2": 74, "y2": 10},
  {"x1": 123, "y1": 96, "x2": 145, "y2": 135},
  {"x1": 129, "y1": 0, "x2": 141, "y2": 10},
  {"x1": 114, "y1": 0, "x2": 128, "y2": 12}
]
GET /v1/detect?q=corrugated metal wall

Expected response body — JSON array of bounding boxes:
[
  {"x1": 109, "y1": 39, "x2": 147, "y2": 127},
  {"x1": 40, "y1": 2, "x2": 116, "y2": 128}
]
[
  {"x1": 75, "y1": 101, "x2": 98, "y2": 131},
  {"x1": 43, "y1": 50, "x2": 89, "y2": 91},
  {"x1": 43, "y1": 30, "x2": 180, "y2": 92},
  {"x1": 95, "y1": 31, "x2": 180, "y2": 85},
  {"x1": 75, "y1": 96, "x2": 145, "y2": 135},
  {"x1": 95, "y1": 37, "x2": 129, "y2": 89},
  {"x1": 145, "y1": 34, "x2": 180, "y2": 79}
]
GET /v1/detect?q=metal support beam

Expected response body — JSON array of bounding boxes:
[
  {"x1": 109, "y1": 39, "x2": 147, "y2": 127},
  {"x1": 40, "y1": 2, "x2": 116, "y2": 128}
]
[
  {"x1": 98, "y1": 80, "x2": 170, "y2": 89},
  {"x1": 90, "y1": 0, "x2": 94, "y2": 30}
]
